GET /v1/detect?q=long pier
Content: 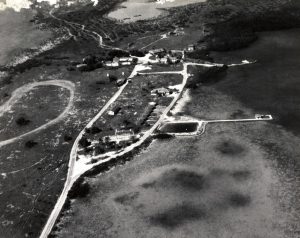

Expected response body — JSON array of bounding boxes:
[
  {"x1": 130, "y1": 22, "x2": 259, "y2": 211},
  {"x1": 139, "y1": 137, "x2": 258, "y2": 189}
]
[{"x1": 204, "y1": 115, "x2": 273, "y2": 123}]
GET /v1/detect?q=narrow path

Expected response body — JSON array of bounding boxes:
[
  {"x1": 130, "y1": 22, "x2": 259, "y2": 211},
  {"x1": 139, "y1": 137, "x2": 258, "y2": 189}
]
[
  {"x1": 1, "y1": 157, "x2": 47, "y2": 175},
  {"x1": 0, "y1": 80, "x2": 75, "y2": 148},
  {"x1": 140, "y1": 33, "x2": 168, "y2": 50},
  {"x1": 49, "y1": 9, "x2": 121, "y2": 50},
  {"x1": 139, "y1": 71, "x2": 182, "y2": 75},
  {"x1": 205, "y1": 118, "x2": 272, "y2": 123}
]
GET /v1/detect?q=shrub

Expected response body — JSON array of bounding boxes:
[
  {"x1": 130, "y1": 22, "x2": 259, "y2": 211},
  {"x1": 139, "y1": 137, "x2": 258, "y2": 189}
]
[
  {"x1": 94, "y1": 145, "x2": 106, "y2": 155},
  {"x1": 69, "y1": 179, "x2": 90, "y2": 199},
  {"x1": 16, "y1": 116, "x2": 31, "y2": 126},
  {"x1": 25, "y1": 140, "x2": 38, "y2": 148},
  {"x1": 79, "y1": 137, "x2": 91, "y2": 148},
  {"x1": 90, "y1": 126, "x2": 102, "y2": 134},
  {"x1": 109, "y1": 74, "x2": 118, "y2": 82},
  {"x1": 108, "y1": 49, "x2": 130, "y2": 59},
  {"x1": 130, "y1": 49, "x2": 146, "y2": 57},
  {"x1": 64, "y1": 135, "x2": 73, "y2": 142}
]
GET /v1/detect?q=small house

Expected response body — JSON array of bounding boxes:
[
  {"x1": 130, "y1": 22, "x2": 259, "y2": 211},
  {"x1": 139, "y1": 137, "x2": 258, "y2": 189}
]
[
  {"x1": 113, "y1": 57, "x2": 120, "y2": 62},
  {"x1": 149, "y1": 48, "x2": 166, "y2": 55},
  {"x1": 255, "y1": 114, "x2": 273, "y2": 120},
  {"x1": 151, "y1": 87, "x2": 169, "y2": 96},
  {"x1": 76, "y1": 64, "x2": 89, "y2": 71},
  {"x1": 108, "y1": 106, "x2": 121, "y2": 116},
  {"x1": 119, "y1": 57, "x2": 134, "y2": 62},
  {"x1": 105, "y1": 61, "x2": 119, "y2": 67},
  {"x1": 121, "y1": 61, "x2": 132, "y2": 66},
  {"x1": 169, "y1": 56, "x2": 179, "y2": 64},
  {"x1": 187, "y1": 44, "x2": 196, "y2": 52},
  {"x1": 174, "y1": 27, "x2": 185, "y2": 36},
  {"x1": 160, "y1": 57, "x2": 168, "y2": 64}
]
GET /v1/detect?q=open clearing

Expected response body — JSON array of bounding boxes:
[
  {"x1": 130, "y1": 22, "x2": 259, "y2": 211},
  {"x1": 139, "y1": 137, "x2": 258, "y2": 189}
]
[{"x1": 0, "y1": 80, "x2": 75, "y2": 147}]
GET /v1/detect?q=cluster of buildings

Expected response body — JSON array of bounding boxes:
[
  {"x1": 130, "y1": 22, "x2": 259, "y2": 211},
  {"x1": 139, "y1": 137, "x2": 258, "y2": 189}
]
[
  {"x1": 149, "y1": 48, "x2": 183, "y2": 65},
  {"x1": 186, "y1": 44, "x2": 196, "y2": 52},
  {"x1": 104, "y1": 129, "x2": 139, "y2": 144},
  {"x1": 151, "y1": 87, "x2": 170, "y2": 97},
  {"x1": 105, "y1": 57, "x2": 135, "y2": 68},
  {"x1": 148, "y1": 44, "x2": 196, "y2": 65},
  {"x1": 168, "y1": 27, "x2": 185, "y2": 36},
  {"x1": 151, "y1": 86, "x2": 179, "y2": 97}
]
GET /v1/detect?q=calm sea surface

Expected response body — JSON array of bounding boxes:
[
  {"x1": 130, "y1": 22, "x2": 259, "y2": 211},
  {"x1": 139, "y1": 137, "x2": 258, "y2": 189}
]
[
  {"x1": 211, "y1": 28, "x2": 300, "y2": 135},
  {"x1": 0, "y1": 9, "x2": 52, "y2": 66},
  {"x1": 108, "y1": 0, "x2": 206, "y2": 22}
]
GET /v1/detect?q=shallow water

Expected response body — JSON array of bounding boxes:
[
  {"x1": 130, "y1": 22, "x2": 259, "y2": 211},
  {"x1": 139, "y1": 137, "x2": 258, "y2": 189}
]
[{"x1": 108, "y1": 0, "x2": 206, "y2": 22}]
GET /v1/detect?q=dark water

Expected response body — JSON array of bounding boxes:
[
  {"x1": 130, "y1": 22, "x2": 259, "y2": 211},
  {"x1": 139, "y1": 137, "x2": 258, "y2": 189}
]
[
  {"x1": 160, "y1": 122, "x2": 199, "y2": 133},
  {"x1": 211, "y1": 28, "x2": 300, "y2": 135}
]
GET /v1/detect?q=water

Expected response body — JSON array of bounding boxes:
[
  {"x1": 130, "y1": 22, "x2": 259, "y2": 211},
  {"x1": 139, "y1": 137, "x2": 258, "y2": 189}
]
[
  {"x1": 0, "y1": 9, "x2": 52, "y2": 66},
  {"x1": 211, "y1": 28, "x2": 300, "y2": 135},
  {"x1": 107, "y1": 0, "x2": 206, "y2": 23},
  {"x1": 160, "y1": 121, "x2": 199, "y2": 133}
]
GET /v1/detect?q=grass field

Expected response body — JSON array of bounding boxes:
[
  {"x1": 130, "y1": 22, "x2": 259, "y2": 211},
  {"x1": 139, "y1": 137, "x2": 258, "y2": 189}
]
[{"x1": 0, "y1": 85, "x2": 70, "y2": 141}]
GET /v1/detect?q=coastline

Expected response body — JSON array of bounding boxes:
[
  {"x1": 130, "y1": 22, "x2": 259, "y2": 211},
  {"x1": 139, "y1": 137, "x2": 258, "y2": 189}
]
[{"x1": 1, "y1": 0, "x2": 300, "y2": 237}]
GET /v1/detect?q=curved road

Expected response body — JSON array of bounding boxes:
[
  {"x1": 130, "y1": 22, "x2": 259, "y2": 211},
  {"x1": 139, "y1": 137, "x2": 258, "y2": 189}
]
[
  {"x1": 49, "y1": 9, "x2": 121, "y2": 50},
  {"x1": 0, "y1": 80, "x2": 75, "y2": 148}
]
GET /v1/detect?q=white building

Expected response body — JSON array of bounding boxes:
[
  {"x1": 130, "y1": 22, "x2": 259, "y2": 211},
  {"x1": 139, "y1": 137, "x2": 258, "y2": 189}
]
[
  {"x1": 119, "y1": 57, "x2": 134, "y2": 62},
  {"x1": 105, "y1": 61, "x2": 119, "y2": 67},
  {"x1": 149, "y1": 48, "x2": 166, "y2": 55},
  {"x1": 187, "y1": 44, "x2": 196, "y2": 52},
  {"x1": 151, "y1": 87, "x2": 170, "y2": 96},
  {"x1": 160, "y1": 58, "x2": 168, "y2": 64}
]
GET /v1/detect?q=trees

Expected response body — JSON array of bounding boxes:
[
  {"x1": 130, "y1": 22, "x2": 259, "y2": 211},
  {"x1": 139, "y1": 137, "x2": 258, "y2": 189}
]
[
  {"x1": 79, "y1": 137, "x2": 91, "y2": 148},
  {"x1": 16, "y1": 116, "x2": 31, "y2": 126},
  {"x1": 129, "y1": 49, "x2": 146, "y2": 57},
  {"x1": 86, "y1": 126, "x2": 102, "y2": 134},
  {"x1": 109, "y1": 74, "x2": 118, "y2": 82},
  {"x1": 25, "y1": 140, "x2": 38, "y2": 148},
  {"x1": 94, "y1": 145, "x2": 106, "y2": 155},
  {"x1": 64, "y1": 135, "x2": 73, "y2": 142}
]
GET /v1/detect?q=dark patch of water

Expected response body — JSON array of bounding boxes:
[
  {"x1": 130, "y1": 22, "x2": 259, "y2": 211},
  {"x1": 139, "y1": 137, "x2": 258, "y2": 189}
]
[
  {"x1": 231, "y1": 170, "x2": 251, "y2": 181},
  {"x1": 160, "y1": 122, "x2": 198, "y2": 133},
  {"x1": 148, "y1": 203, "x2": 205, "y2": 229},
  {"x1": 140, "y1": 167, "x2": 206, "y2": 192},
  {"x1": 215, "y1": 140, "x2": 246, "y2": 156},
  {"x1": 228, "y1": 193, "x2": 251, "y2": 207},
  {"x1": 114, "y1": 191, "x2": 140, "y2": 206}
]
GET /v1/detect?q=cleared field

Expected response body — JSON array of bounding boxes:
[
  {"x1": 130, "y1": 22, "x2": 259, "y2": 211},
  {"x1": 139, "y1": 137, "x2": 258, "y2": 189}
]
[{"x1": 0, "y1": 85, "x2": 70, "y2": 141}]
